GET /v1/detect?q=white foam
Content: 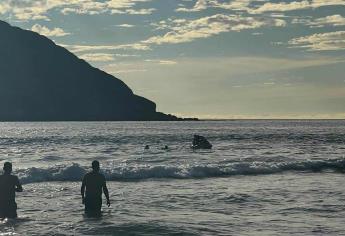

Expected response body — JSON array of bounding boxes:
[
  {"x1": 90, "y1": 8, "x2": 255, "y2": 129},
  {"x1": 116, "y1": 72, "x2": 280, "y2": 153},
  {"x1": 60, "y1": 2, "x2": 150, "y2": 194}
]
[{"x1": 16, "y1": 158, "x2": 345, "y2": 184}]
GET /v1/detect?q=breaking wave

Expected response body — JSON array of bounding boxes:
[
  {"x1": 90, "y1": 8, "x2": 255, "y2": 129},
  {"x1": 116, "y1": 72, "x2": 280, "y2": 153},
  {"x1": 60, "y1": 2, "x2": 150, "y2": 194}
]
[{"x1": 17, "y1": 158, "x2": 345, "y2": 184}]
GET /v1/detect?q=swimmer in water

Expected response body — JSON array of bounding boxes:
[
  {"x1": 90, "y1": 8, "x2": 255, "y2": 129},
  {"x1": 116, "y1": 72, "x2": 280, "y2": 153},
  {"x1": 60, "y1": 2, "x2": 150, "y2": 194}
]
[
  {"x1": 0, "y1": 162, "x2": 23, "y2": 219},
  {"x1": 81, "y1": 161, "x2": 110, "y2": 217}
]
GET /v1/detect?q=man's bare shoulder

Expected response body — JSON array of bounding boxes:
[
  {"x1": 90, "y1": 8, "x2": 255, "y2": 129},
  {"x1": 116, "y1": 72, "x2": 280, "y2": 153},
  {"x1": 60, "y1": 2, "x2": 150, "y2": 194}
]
[
  {"x1": 0, "y1": 174, "x2": 19, "y2": 182},
  {"x1": 83, "y1": 172, "x2": 105, "y2": 179}
]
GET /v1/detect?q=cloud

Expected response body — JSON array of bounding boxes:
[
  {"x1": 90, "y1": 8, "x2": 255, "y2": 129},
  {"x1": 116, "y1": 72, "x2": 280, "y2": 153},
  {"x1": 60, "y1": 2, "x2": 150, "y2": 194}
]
[
  {"x1": 31, "y1": 24, "x2": 70, "y2": 37},
  {"x1": 210, "y1": 0, "x2": 256, "y2": 12},
  {"x1": 249, "y1": 0, "x2": 345, "y2": 14},
  {"x1": 252, "y1": 32, "x2": 263, "y2": 35},
  {"x1": 62, "y1": 5, "x2": 155, "y2": 16},
  {"x1": 107, "y1": 0, "x2": 151, "y2": 9},
  {"x1": 250, "y1": 1, "x2": 310, "y2": 13},
  {"x1": 288, "y1": 31, "x2": 345, "y2": 51},
  {"x1": 101, "y1": 59, "x2": 177, "y2": 74},
  {"x1": 122, "y1": 8, "x2": 155, "y2": 15},
  {"x1": 0, "y1": 0, "x2": 153, "y2": 21},
  {"x1": 144, "y1": 59, "x2": 178, "y2": 65},
  {"x1": 114, "y1": 53, "x2": 141, "y2": 57},
  {"x1": 61, "y1": 43, "x2": 151, "y2": 53},
  {"x1": 0, "y1": 0, "x2": 74, "y2": 21},
  {"x1": 176, "y1": 0, "x2": 345, "y2": 14},
  {"x1": 57, "y1": 13, "x2": 285, "y2": 51},
  {"x1": 292, "y1": 14, "x2": 345, "y2": 28},
  {"x1": 116, "y1": 24, "x2": 135, "y2": 28},
  {"x1": 61, "y1": 1, "x2": 108, "y2": 15},
  {"x1": 106, "y1": 69, "x2": 148, "y2": 74},
  {"x1": 102, "y1": 62, "x2": 149, "y2": 74},
  {"x1": 79, "y1": 53, "x2": 115, "y2": 62},
  {"x1": 102, "y1": 56, "x2": 342, "y2": 79},
  {"x1": 176, "y1": 0, "x2": 253, "y2": 12},
  {"x1": 0, "y1": 2, "x2": 10, "y2": 15},
  {"x1": 78, "y1": 52, "x2": 142, "y2": 64},
  {"x1": 176, "y1": 0, "x2": 208, "y2": 12},
  {"x1": 158, "y1": 60, "x2": 178, "y2": 65},
  {"x1": 143, "y1": 14, "x2": 286, "y2": 45}
]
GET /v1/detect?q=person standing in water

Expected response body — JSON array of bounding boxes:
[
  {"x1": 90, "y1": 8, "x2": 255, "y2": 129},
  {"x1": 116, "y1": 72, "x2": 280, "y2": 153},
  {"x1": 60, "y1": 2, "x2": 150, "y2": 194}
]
[
  {"x1": 81, "y1": 161, "x2": 110, "y2": 217},
  {"x1": 0, "y1": 162, "x2": 23, "y2": 219}
]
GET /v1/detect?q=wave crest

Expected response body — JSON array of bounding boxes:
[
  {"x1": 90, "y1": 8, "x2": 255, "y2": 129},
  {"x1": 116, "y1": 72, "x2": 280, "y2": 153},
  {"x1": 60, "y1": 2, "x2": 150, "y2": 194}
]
[{"x1": 17, "y1": 158, "x2": 345, "y2": 184}]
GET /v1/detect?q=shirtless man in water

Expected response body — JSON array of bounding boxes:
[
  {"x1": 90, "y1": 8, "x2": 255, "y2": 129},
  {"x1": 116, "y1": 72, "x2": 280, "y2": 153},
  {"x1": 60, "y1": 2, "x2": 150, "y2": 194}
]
[
  {"x1": 81, "y1": 161, "x2": 110, "y2": 217},
  {"x1": 0, "y1": 162, "x2": 23, "y2": 219}
]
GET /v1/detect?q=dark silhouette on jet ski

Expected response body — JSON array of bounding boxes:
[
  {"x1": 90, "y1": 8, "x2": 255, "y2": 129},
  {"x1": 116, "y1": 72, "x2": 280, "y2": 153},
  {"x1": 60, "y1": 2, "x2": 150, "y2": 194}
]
[{"x1": 192, "y1": 135, "x2": 212, "y2": 149}]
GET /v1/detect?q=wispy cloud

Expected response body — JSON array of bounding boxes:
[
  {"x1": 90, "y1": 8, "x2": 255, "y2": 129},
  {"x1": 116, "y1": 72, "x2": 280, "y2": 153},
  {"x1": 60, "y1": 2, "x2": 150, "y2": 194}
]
[
  {"x1": 31, "y1": 24, "x2": 70, "y2": 37},
  {"x1": 288, "y1": 31, "x2": 345, "y2": 51},
  {"x1": 107, "y1": 69, "x2": 148, "y2": 74},
  {"x1": 292, "y1": 14, "x2": 345, "y2": 28},
  {"x1": 249, "y1": 0, "x2": 345, "y2": 14},
  {"x1": 101, "y1": 59, "x2": 178, "y2": 74},
  {"x1": 114, "y1": 53, "x2": 141, "y2": 57},
  {"x1": 116, "y1": 24, "x2": 135, "y2": 28},
  {"x1": 176, "y1": 0, "x2": 345, "y2": 15},
  {"x1": 250, "y1": 1, "x2": 310, "y2": 14},
  {"x1": 176, "y1": 0, "x2": 208, "y2": 12},
  {"x1": 0, "y1": 2, "x2": 10, "y2": 15},
  {"x1": 79, "y1": 53, "x2": 115, "y2": 62},
  {"x1": 144, "y1": 59, "x2": 178, "y2": 65},
  {"x1": 143, "y1": 14, "x2": 286, "y2": 45},
  {"x1": 176, "y1": 0, "x2": 252, "y2": 12},
  {"x1": 57, "y1": 13, "x2": 286, "y2": 54},
  {"x1": 0, "y1": 0, "x2": 154, "y2": 21},
  {"x1": 118, "y1": 8, "x2": 155, "y2": 15},
  {"x1": 102, "y1": 62, "x2": 149, "y2": 74},
  {"x1": 61, "y1": 43, "x2": 150, "y2": 53},
  {"x1": 102, "y1": 56, "x2": 343, "y2": 79}
]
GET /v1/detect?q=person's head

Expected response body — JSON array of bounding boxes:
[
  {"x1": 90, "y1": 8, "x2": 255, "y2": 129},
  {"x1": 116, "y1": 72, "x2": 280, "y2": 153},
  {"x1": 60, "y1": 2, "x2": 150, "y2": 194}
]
[
  {"x1": 3, "y1": 162, "x2": 12, "y2": 174},
  {"x1": 92, "y1": 160, "x2": 100, "y2": 172}
]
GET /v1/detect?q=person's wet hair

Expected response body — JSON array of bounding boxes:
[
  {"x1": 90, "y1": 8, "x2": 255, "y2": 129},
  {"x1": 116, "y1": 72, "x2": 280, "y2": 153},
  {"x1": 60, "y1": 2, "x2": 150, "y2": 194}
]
[
  {"x1": 92, "y1": 160, "x2": 100, "y2": 171},
  {"x1": 3, "y1": 162, "x2": 12, "y2": 173}
]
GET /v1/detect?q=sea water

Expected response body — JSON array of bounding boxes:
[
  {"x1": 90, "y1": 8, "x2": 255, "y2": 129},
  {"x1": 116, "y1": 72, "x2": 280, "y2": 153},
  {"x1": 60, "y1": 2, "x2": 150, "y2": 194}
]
[{"x1": 0, "y1": 120, "x2": 345, "y2": 235}]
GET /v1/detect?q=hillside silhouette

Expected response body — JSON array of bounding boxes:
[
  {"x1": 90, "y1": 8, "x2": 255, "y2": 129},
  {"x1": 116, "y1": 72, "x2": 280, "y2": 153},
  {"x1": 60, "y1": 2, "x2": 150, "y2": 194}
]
[{"x1": 0, "y1": 21, "x2": 182, "y2": 121}]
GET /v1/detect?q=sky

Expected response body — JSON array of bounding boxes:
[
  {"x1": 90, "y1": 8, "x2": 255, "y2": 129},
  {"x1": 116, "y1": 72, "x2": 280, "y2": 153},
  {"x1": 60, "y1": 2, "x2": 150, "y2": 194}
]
[{"x1": 1, "y1": 0, "x2": 345, "y2": 119}]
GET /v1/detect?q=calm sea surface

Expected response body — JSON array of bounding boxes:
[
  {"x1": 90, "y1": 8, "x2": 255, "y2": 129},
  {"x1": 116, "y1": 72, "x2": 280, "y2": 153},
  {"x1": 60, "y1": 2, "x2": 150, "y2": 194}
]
[{"x1": 0, "y1": 120, "x2": 345, "y2": 235}]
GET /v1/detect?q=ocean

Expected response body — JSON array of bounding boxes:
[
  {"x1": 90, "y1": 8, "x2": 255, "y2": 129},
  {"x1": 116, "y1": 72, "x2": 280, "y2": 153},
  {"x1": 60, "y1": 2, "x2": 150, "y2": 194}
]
[{"x1": 0, "y1": 120, "x2": 345, "y2": 235}]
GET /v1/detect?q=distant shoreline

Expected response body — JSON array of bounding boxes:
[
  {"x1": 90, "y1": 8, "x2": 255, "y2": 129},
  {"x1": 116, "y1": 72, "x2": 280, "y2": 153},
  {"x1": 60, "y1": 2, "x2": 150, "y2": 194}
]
[
  {"x1": 0, "y1": 119, "x2": 343, "y2": 122},
  {"x1": 201, "y1": 118, "x2": 345, "y2": 121}
]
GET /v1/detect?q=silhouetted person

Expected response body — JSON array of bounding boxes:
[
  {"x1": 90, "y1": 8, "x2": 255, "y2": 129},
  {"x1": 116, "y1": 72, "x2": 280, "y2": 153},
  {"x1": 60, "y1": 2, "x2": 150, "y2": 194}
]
[
  {"x1": 0, "y1": 162, "x2": 23, "y2": 219},
  {"x1": 81, "y1": 161, "x2": 110, "y2": 217}
]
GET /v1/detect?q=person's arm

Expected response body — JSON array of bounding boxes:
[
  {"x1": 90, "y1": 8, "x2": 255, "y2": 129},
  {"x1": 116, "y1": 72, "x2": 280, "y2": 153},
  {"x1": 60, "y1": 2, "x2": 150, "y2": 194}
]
[
  {"x1": 15, "y1": 177, "x2": 23, "y2": 192},
  {"x1": 102, "y1": 178, "x2": 110, "y2": 207},
  {"x1": 81, "y1": 177, "x2": 86, "y2": 204}
]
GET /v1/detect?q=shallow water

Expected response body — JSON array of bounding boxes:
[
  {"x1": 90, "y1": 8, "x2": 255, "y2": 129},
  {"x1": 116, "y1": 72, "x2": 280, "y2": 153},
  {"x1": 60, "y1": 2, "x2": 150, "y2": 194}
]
[
  {"x1": 2, "y1": 173, "x2": 345, "y2": 235},
  {"x1": 0, "y1": 120, "x2": 345, "y2": 235}
]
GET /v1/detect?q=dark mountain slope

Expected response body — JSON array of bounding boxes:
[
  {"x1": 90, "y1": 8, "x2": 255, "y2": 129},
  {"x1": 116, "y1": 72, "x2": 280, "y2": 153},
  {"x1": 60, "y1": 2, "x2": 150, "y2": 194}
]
[{"x1": 0, "y1": 20, "x2": 179, "y2": 121}]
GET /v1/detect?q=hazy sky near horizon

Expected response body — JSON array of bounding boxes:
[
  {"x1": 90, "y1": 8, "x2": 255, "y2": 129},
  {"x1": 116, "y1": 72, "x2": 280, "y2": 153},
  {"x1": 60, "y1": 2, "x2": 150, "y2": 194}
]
[{"x1": 1, "y1": 0, "x2": 345, "y2": 119}]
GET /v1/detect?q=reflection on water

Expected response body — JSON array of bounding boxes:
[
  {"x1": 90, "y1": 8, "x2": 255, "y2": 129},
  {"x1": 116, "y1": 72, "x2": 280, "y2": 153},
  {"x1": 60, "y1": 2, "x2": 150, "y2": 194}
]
[
  {"x1": 1, "y1": 173, "x2": 345, "y2": 235},
  {"x1": 0, "y1": 121, "x2": 345, "y2": 235}
]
